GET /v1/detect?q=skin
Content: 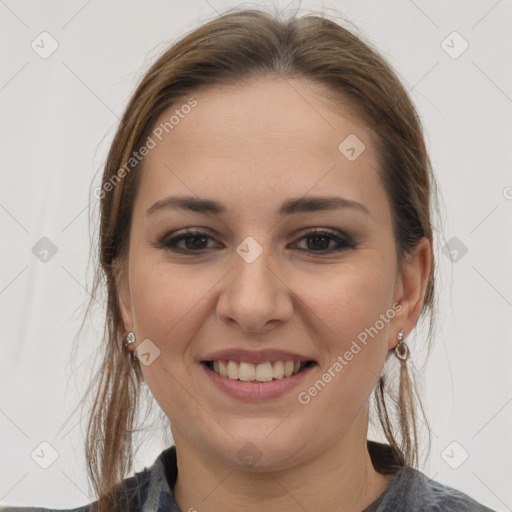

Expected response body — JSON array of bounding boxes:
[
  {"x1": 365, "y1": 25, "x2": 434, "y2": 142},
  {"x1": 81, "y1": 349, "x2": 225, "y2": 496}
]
[{"x1": 116, "y1": 77, "x2": 432, "y2": 512}]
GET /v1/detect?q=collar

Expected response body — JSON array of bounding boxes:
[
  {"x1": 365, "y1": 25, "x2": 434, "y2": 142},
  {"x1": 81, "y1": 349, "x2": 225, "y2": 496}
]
[
  {"x1": 136, "y1": 442, "x2": 405, "y2": 511},
  {"x1": 138, "y1": 446, "x2": 180, "y2": 512}
]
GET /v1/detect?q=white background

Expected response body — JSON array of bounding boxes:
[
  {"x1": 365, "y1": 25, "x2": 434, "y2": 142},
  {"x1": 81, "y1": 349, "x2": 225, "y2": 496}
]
[{"x1": 1, "y1": 0, "x2": 511, "y2": 510}]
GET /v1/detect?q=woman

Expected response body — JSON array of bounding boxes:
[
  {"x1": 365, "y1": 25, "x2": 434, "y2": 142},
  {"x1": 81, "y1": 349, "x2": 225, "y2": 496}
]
[{"x1": 2, "y1": 7, "x2": 496, "y2": 512}]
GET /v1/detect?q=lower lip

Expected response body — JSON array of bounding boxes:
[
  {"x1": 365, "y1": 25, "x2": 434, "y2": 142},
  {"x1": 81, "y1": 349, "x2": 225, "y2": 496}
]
[{"x1": 200, "y1": 363, "x2": 316, "y2": 401}]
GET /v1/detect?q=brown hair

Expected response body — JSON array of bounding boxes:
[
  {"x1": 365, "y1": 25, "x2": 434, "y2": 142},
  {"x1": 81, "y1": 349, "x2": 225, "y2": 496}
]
[{"x1": 70, "y1": 6, "x2": 440, "y2": 510}]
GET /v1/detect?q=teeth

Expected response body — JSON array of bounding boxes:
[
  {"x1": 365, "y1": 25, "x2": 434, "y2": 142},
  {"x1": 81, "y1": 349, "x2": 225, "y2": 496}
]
[
  {"x1": 273, "y1": 360, "x2": 284, "y2": 379},
  {"x1": 209, "y1": 360, "x2": 308, "y2": 382},
  {"x1": 227, "y1": 360, "x2": 238, "y2": 379},
  {"x1": 218, "y1": 360, "x2": 228, "y2": 377},
  {"x1": 284, "y1": 361, "x2": 294, "y2": 377},
  {"x1": 239, "y1": 362, "x2": 255, "y2": 381},
  {"x1": 255, "y1": 362, "x2": 273, "y2": 382}
]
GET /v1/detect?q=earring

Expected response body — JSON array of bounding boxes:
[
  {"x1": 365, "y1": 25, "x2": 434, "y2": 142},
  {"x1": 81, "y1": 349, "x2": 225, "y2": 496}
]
[
  {"x1": 123, "y1": 331, "x2": 136, "y2": 353},
  {"x1": 394, "y1": 329, "x2": 409, "y2": 361}
]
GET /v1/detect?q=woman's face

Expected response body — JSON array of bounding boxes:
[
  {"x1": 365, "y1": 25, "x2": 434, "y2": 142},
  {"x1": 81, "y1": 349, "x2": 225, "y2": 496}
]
[{"x1": 117, "y1": 77, "x2": 429, "y2": 470}]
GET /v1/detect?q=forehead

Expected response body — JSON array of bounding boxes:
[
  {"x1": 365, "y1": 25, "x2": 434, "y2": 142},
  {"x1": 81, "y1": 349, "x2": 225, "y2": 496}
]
[{"x1": 134, "y1": 78, "x2": 388, "y2": 220}]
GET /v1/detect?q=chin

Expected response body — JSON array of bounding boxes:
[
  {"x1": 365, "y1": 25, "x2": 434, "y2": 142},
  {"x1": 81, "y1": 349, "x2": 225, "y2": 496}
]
[{"x1": 213, "y1": 430, "x2": 310, "y2": 473}]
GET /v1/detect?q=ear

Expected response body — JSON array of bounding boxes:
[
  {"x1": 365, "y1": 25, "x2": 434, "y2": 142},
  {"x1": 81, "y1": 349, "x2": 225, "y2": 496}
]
[
  {"x1": 389, "y1": 236, "x2": 432, "y2": 350},
  {"x1": 112, "y1": 257, "x2": 134, "y2": 333}
]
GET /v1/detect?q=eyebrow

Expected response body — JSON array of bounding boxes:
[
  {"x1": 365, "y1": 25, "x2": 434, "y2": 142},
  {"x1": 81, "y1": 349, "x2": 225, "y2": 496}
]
[
  {"x1": 145, "y1": 195, "x2": 371, "y2": 218},
  {"x1": 146, "y1": 196, "x2": 372, "y2": 217}
]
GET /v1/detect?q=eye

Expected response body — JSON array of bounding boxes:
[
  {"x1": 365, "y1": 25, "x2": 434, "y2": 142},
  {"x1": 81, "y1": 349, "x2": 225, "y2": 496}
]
[
  {"x1": 156, "y1": 227, "x2": 355, "y2": 255},
  {"x1": 157, "y1": 228, "x2": 221, "y2": 253},
  {"x1": 292, "y1": 228, "x2": 355, "y2": 253}
]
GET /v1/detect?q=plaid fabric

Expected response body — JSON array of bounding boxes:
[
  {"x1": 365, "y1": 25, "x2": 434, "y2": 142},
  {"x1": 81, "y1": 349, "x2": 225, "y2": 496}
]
[{"x1": 138, "y1": 447, "x2": 180, "y2": 512}]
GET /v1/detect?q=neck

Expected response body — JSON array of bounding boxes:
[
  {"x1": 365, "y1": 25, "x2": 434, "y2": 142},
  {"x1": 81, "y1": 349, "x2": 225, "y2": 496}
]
[{"x1": 171, "y1": 408, "x2": 393, "y2": 512}]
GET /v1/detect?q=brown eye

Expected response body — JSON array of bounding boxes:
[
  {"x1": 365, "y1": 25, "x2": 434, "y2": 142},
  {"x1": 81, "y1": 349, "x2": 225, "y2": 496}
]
[
  {"x1": 156, "y1": 227, "x2": 355, "y2": 255},
  {"x1": 157, "y1": 229, "x2": 222, "y2": 253},
  {"x1": 293, "y1": 229, "x2": 355, "y2": 253}
]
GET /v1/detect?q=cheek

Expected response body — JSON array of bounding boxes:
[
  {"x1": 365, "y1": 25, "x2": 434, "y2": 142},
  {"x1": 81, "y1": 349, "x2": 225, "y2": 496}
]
[
  {"x1": 295, "y1": 280, "x2": 392, "y2": 428},
  {"x1": 302, "y1": 260, "x2": 395, "y2": 343},
  {"x1": 129, "y1": 250, "x2": 395, "y2": 362},
  {"x1": 128, "y1": 246, "x2": 395, "y2": 417},
  {"x1": 127, "y1": 259, "x2": 218, "y2": 428},
  {"x1": 299, "y1": 262, "x2": 394, "y2": 398},
  {"x1": 128, "y1": 259, "x2": 212, "y2": 354}
]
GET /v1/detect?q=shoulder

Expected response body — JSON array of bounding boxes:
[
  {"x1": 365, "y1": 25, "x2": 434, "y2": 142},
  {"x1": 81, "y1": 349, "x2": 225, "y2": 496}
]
[
  {"x1": 0, "y1": 463, "x2": 153, "y2": 512},
  {"x1": 0, "y1": 507, "x2": 90, "y2": 512},
  {"x1": 366, "y1": 442, "x2": 495, "y2": 511},
  {"x1": 369, "y1": 466, "x2": 496, "y2": 511},
  {"x1": 405, "y1": 468, "x2": 496, "y2": 511}
]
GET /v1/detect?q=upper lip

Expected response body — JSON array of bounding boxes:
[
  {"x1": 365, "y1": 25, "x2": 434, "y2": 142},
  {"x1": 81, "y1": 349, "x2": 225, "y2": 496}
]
[{"x1": 200, "y1": 349, "x2": 316, "y2": 365}]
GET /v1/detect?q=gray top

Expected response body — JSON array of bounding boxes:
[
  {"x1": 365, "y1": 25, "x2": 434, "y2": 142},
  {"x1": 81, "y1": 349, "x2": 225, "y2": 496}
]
[{"x1": 0, "y1": 444, "x2": 496, "y2": 512}]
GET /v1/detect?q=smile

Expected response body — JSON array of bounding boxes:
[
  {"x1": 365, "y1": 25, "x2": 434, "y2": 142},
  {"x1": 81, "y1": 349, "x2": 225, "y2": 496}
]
[{"x1": 202, "y1": 360, "x2": 316, "y2": 382}]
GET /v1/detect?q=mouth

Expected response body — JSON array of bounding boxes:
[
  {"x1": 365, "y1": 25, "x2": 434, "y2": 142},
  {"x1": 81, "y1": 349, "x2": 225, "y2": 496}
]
[{"x1": 201, "y1": 359, "x2": 317, "y2": 382}]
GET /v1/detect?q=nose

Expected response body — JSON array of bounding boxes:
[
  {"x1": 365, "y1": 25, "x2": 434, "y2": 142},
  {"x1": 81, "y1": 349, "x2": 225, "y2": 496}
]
[{"x1": 216, "y1": 247, "x2": 294, "y2": 334}]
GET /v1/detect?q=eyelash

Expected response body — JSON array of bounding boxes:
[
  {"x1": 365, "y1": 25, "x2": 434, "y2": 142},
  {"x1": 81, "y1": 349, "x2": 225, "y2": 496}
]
[{"x1": 155, "y1": 227, "x2": 355, "y2": 255}]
